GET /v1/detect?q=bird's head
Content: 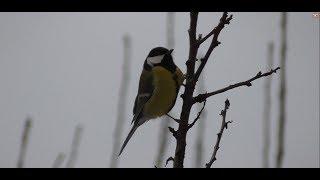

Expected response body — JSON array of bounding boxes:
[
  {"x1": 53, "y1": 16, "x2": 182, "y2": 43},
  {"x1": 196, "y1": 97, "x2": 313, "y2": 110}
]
[{"x1": 144, "y1": 47, "x2": 176, "y2": 72}]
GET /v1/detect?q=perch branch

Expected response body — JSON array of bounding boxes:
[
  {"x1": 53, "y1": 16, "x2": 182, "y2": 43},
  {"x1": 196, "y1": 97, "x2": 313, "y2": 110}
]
[
  {"x1": 173, "y1": 12, "x2": 232, "y2": 168},
  {"x1": 193, "y1": 67, "x2": 280, "y2": 103},
  {"x1": 172, "y1": 12, "x2": 199, "y2": 168},
  {"x1": 206, "y1": 99, "x2": 232, "y2": 168}
]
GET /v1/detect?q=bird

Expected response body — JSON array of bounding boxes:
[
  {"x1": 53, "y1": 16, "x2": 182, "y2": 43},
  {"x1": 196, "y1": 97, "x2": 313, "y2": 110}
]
[{"x1": 118, "y1": 47, "x2": 184, "y2": 156}]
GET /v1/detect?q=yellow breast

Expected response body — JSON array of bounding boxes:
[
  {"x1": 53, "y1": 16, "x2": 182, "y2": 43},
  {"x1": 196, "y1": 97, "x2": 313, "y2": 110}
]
[{"x1": 143, "y1": 66, "x2": 177, "y2": 118}]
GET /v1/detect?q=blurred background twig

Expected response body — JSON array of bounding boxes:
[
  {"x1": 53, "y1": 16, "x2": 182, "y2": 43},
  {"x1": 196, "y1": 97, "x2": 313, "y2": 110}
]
[
  {"x1": 109, "y1": 35, "x2": 131, "y2": 168},
  {"x1": 154, "y1": 12, "x2": 175, "y2": 168},
  {"x1": 66, "y1": 124, "x2": 83, "y2": 168},
  {"x1": 262, "y1": 42, "x2": 274, "y2": 168},
  {"x1": 193, "y1": 57, "x2": 207, "y2": 168},
  {"x1": 276, "y1": 12, "x2": 287, "y2": 168},
  {"x1": 17, "y1": 117, "x2": 32, "y2": 168},
  {"x1": 52, "y1": 152, "x2": 66, "y2": 168}
]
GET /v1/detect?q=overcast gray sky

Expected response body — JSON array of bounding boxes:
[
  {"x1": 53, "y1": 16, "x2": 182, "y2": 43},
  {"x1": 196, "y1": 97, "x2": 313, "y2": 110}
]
[{"x1": 0, "y1": 12, "x2": 318, "y2": 168}]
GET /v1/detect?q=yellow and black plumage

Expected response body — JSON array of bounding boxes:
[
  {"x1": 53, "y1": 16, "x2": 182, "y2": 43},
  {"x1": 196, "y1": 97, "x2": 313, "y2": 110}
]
[{"x1": 119, "y1": 47, "x2": 184, "y2": 156}]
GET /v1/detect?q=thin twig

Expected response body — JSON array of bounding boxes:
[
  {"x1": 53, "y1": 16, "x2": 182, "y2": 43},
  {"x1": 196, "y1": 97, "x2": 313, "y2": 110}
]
[
  {"x1": 66, "y1": 124, "x2": 83, "y2": 168},
  {"x1": 193, "y1": 67, "x2": 280, "y2": 103},
  {"x1": 194, "y1": 12, "x2": 233, "y2": 82},
  {"x1": 206, "y1": 99, "x2": 232, "y2": 168},
  {"x1": 188, "y1": 99, "x2": 206, "y2": 129},
  {"x1": 276, "y1": 12, "x2": 287, "y2": 168},
  {"x1": 52, "y1": 152, "x2": 66, "y2": 168},
  {"x1": 17, "y1": 117, "x2": 32, "y2": 168},
  {"x1": 166, "y1": 114, "x2": 180, "y2": 123}
]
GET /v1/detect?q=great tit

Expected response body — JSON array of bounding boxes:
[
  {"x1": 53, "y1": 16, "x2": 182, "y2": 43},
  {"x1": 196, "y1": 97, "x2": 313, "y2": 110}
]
[{"x1": 119, "y1": 47, "x2": 184, "y2": 156}]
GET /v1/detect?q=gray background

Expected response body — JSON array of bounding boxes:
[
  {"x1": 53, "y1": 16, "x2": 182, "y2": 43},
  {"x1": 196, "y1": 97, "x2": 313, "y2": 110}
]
[{"x1": 0, "y1": 12, "x2": 318, "y2": 168}]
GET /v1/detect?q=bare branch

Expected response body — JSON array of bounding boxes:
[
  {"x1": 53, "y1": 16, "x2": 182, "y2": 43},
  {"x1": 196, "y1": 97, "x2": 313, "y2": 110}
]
[
  {"x1": 197, "y1": 13, "x2": 233, "y2": 45},
  {"x1": 193, "y1": 67, "x2": 280, "y2": 103},
  {"x1": 194, "y1": 12, "x2": 233, "y2": 82},
  {"x1": 173, "y1": 12, "x2": 199, "y2": 168},
  {"x1": 206, "y1": 99, "x2": 232, "y2": 168},
  {"x1": 188, "y1": 99, "x2": 206, "y2": 129}
]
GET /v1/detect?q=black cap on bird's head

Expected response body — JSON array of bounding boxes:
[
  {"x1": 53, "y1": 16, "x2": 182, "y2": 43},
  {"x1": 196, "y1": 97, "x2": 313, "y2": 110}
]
[{"x1": 144, "y1": 47, "x2": 176, "y2": 72}]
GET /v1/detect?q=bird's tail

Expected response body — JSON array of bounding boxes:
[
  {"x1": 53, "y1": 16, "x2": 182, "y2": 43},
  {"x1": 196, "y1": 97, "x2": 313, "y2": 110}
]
[{"x1": 118, "y1": 123, "x2": 139, "y2": 156}]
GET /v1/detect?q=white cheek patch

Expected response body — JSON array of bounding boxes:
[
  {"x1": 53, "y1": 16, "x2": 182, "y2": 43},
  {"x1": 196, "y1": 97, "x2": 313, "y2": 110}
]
[{"x1": 147, "y1": 55, "x2": 164, "y2": 66}]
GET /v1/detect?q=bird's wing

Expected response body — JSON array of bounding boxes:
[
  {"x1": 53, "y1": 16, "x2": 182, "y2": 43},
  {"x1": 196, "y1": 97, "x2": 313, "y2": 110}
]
[
  {"x1": 119, "y1": 71, "x2": 154, "y2": 156},
  {"x1": 132, "y1": 70, "x2": 154, "y2": 124}
]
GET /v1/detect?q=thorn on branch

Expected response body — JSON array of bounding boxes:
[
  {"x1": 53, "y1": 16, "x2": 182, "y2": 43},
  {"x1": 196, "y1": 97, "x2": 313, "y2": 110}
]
[
  {"x1": 225, "y1": 120, "x2": 233, "y2": 129},
  {"x1": 225, "y1": 99, "x2": 230, "y2": 109},
  {"x1": 168, "y1": 127, "x2": 177, "y2": 138},
  {"x1": 180, "y1": 93, "x2": 186, "y2": 99},
  {"x1": 257, "y1": 71, "x2": 262, "y2": 76},
  {"x1": 165, "y1": 157, "x2": 174, "y2": 167},
  {"x1": 197, "y1": 34, "x2": 202, "y2": 41}
]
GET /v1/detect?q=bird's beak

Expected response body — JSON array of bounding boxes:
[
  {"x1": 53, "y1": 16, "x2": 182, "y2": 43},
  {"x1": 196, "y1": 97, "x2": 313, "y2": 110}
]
[{"x1": 168, "y1": 49, "x2": 174, "y2": 55}]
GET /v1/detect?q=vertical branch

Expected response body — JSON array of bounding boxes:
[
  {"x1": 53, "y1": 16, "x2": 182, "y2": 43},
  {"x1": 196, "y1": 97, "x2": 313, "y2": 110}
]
[
  {"x1": 276, "y1": 12, "x2": 287, "y2": 168},
  {"x1": 155, "y1": 12, "x2": 175, "y2": 168},
  {"x1": 173, "y1": 12, "x2": 199, "y2": 168},
  {"x1": 52, "y1": 152, "x2": 66, "y2": 168},
  {"x1": 262, "y1": 42, "x2": 274, "y2": 168},
  {"x1": 66, "y1": 124, "x2": 83, "y2": 168},
  {"x1": 17, "y1": 117, "x2": 32, "y2": 168},
  {"x1": 173, "y1": 12, "x2": 232, "y2": 168},
  {"x1": 193, "y1": 58, "x2": 207, "y2": 168},
  {"x1": 110, "y1": 35, "x2": 131, "y2": 168}
]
